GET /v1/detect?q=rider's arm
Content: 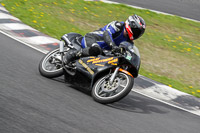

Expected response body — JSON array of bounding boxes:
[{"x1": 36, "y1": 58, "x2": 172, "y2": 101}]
[{"x1": 103, "y1": 21, "x2": 123, "y2": 48}]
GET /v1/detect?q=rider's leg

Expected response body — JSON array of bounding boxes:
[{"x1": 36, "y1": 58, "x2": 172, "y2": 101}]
[
  {"x1": 63, "y1": 45, "x2": 102, "y2": 65},
  {"x1": 64, "y1": 34, "x2": 102, "y2": 65}
]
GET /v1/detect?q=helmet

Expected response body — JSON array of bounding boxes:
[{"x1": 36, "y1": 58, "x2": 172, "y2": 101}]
[{"x1": 125, "y1": 14, "x2": 146, "y2": 40}]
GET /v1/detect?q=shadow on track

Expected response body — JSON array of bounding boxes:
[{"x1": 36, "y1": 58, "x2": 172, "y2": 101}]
[
  {"x1": 107, "y1": 94, "x2": 170, "y2": 114},
  {"x1": 51, "y1": 77, "x2": 91, "y2": 95},
  {"x1": 51, "y1": 77, "x2": 169, "y2": 114}
]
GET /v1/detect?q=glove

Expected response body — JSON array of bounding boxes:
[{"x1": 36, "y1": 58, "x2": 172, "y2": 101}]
[{"x1": 112, "y1": 46, "x2": 122, "y2": 53}]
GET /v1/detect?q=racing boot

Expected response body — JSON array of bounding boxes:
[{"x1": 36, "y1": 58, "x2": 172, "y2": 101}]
[
  {"x1": 64, "y1": 46, "x2": 102, "y2": 66},
  {"x1": 63, "y1": 48, "x2": 83, "y2": 66}
]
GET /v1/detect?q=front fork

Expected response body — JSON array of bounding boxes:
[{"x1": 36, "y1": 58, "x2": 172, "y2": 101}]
[
  {"x1": 109, "y1": 67, "x2": 120, "y2": 85},
  {"x1": 109, "y1": 66, "x2": 133, "y2": 85}
]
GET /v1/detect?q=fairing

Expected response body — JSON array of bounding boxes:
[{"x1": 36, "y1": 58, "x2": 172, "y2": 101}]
[
  {"x1": 64, "y1": 34, "x2": 140, "y2": 90},
  {"x1": 65, "y1": 55, "x2": 118, "y2": 90}
]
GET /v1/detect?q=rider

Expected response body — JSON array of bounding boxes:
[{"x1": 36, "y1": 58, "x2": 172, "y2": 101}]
[{"x1": 63, "y1": 14, "x2": 146, "y2": 65}]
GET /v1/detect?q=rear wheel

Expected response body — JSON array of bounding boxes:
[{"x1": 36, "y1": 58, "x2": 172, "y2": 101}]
[
  {"x1": 39, "y1": 48, "x2": 64, "y2": 78},
  {"x1": 92, "y1": 72, "x2": 134, "y2": 104}
]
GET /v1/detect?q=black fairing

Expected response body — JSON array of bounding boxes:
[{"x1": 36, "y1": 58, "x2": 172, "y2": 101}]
[
  {"x1": 119, "y1": 41, "x2": 140, "y2": 77},
  {"x1": 64, "y1": 38, "x2": 140, "y2": 90},
  {"x1": 65, "y1": 55, "x2": 117, "y2": 90}
]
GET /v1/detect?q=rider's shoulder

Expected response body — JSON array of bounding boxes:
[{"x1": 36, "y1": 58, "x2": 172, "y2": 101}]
[
  {"x1": 107, "y1": 21, "x2": 124, "y2": 32},
  {"x1": 115, "y1": 21, "x2": 124, "y2": 28},
  {"x1": 107, "y1": 21, "x2": 123, "y2": 26}
]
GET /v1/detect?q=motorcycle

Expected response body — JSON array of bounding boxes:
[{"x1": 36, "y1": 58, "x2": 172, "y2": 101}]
[{"x1": 39, "y1": 33, "x2": 141, "y2": 104}]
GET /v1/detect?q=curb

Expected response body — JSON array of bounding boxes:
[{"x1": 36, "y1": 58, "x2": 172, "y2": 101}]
[
  {"x1": 0, "y1": 4, "x2": 199, "y2": 116},
  {"x1": 134, "y1": 76, "x2": 200, "y2": 116}
]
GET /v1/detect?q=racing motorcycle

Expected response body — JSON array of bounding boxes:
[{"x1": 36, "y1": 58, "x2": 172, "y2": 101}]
[{"x1": 39, "y1": 33, "x2": 141, "y2": 104}]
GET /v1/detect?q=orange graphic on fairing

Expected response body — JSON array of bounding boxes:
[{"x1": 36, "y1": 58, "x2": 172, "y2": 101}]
[
  {"x1": 119, "y1": 68, "x2": 134, "y2": 78},
  {"x1": 87, "y1": 57, "x2": 118, "y2": 66}
]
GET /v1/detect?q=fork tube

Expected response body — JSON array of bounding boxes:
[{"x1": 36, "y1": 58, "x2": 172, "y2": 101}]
[
  {"x1": 109, "y1": 67, "x2": 120, "y2": 85},
  {"x1": 59, "y1": 41, "x2": 64, "y2": 53},
  {"x1": 59, "y1": 41, "x2": 65, "y2": 66}
]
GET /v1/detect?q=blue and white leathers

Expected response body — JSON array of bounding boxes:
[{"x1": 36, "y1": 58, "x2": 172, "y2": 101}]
[{"x1": 81, "y1": 21, "x2": 129, "y2": 50}]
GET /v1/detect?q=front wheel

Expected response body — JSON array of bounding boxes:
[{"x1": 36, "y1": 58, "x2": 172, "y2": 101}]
[
  {"x1": 92, "y1": 72, "x2": 134, "y2": 104},
  {"x1": 39, "y1": 48, "x2": 64, "y2": 78}
]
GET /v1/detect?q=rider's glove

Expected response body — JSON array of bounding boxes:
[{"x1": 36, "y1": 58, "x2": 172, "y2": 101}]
[
  {"x1": 109, "y1": 42, "x2": 116, "y2": 49},
  {"x1": 112, "y1": 46, "x2": 122, "y2": 53}
]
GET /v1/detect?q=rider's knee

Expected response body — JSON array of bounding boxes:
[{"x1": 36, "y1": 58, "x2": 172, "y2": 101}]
[{"x1": 89, "y1": 45, "x2": 102, "y2": 56}]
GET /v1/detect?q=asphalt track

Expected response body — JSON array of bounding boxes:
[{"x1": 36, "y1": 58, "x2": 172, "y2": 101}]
[
  {"x1": 0, "y1": 32, "x2": 200, "y2": 133},
  {"x1": 109, "y1": 0, "x2": 200, "y2": 21}
]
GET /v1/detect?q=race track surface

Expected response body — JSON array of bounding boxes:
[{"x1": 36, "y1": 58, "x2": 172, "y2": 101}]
[
  {"x1": 110, "y1": 0, "x2": 200, "y2": 21},
  {"x1": 0, "y1": 33, "x2": 200, "y2": 133}
]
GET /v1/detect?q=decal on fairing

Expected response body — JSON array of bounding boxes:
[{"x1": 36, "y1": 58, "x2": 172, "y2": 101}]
[
  {"x1": 78, "y1": 59, "x2": 94, "y2": 75},
  {"x1": 87, "y1": 57, "x2": 101, "y2": 63},
  {"x1": 95, "y1": 64, "x2": 105, "y2": 67},
  {"x1": 126, "y1": 56, "x2": 132, "y2": 60},
  {"x1": 126, "y1": 51, "x2": 132, "y2": 60},
  {"x1": 87, "y1": 57, "x2": 118, "y2": 66},
  {"x1": 108, "y1": 58, "x2": 118, "y2": 65}
]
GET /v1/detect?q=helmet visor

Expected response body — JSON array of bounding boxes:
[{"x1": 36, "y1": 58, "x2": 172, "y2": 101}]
[{"x1": 132, "y1": 28, "x2": 142, "y2": 40}]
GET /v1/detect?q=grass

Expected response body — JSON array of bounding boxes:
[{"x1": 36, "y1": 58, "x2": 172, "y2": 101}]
[{"x1": 1, "y1": 0, "x2": 200, "y2": 97}]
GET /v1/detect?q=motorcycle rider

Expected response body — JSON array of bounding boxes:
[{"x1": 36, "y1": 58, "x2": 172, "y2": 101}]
[{"x1": 63, "y1": 14, "x2": 146, "y2": 66}]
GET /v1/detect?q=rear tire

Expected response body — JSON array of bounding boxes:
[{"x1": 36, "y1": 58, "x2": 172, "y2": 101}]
[{"x1": 39, "y1": 48, "x2": 64, "y2": 78}]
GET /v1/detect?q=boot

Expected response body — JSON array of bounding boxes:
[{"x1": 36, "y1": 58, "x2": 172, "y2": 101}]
[
  {"x1": 64, "y1": 48, "x2": 82, "y2": 65},
  {"x1": 64, "y1": 46, "x2": 102, "y2": 65}
]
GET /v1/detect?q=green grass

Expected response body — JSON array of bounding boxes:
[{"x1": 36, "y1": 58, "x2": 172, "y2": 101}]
[{"x1": 1, "y1": 0, "x2": 200, "y2": 97}]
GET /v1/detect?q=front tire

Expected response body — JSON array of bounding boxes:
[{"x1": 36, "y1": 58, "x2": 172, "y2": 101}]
[
  {"x1": 39, "y1": 48, "x2": 64, "y2": 78},
  {"x1": 92, "y1": 72, "x2": 134, "y2": 104}
]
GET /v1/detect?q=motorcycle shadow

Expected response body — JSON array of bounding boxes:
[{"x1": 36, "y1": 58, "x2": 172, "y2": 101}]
[
  {"x1": 52, "y1": 77, "x2": 91, "y2": 95},
  {"x1": 107, "y1": 93, "x2": 170, "y2": 114},
  {"x1": 51, "y1": 77, "x2": 169, "y2": 114}
]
